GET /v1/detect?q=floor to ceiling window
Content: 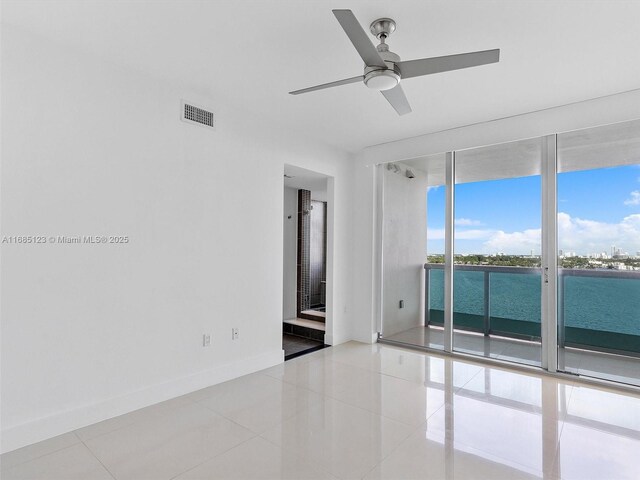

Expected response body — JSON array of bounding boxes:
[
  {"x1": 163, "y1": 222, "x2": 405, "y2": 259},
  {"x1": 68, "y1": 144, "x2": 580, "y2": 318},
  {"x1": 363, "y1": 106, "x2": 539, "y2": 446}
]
[
  {"x1": 556, "y1": 120, "x2": 640, "y2": 387},
  {"x1": 422, "y1": 168, "x2": 446, "y2": 351},
  {"x1": 379, "y1": 118, "x2": 640, "y2": 388},
  {"x1": 453, "y1": 138, "x2": 543, "y2": 366}
]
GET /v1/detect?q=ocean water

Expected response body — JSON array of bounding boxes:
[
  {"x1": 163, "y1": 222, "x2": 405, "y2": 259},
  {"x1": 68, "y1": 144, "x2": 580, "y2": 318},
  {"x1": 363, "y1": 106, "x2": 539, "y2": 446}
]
[{"x1": 428, "y1": 269, "x2": 640, "y2": 336}]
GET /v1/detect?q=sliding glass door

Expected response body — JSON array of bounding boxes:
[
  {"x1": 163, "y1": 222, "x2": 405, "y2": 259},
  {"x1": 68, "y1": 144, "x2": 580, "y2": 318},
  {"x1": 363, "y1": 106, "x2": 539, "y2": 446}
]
[
  {"x1": 379, "y1": 118, "x2": 640, "y2": 387},
  {"x1": 556, "y1": 120, "x2": 640, "y2": 387},
  {"x1": 452, "y1": 138, "x2": 543, "y2": 366}
]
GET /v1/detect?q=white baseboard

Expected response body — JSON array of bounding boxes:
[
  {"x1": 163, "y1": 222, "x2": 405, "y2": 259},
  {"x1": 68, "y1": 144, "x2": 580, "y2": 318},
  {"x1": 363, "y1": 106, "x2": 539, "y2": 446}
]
[
  {"x1": 324, "y1": 332, "x2": 352, "y2": 346},
  {"x1": 1, "y1": 349, "x2": 284, "y2": 454}
]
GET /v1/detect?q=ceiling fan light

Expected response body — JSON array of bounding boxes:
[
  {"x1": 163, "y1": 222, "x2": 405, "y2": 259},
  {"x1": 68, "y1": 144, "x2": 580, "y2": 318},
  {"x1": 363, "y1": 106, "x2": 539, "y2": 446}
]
[{"x1": 364, "y1": 70, "x2": 400, "y2": 91}]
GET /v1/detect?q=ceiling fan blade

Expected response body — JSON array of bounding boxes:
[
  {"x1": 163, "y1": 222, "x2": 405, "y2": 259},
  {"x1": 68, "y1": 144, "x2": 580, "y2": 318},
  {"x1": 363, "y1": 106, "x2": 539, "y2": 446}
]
[
  {"x1": 332, "y1": 9, "x2": 386, "y2": 68},
  {"x1": 381, "y1": 84, "x2": 412, "y2": 116},
  {"x1": 397, "y1": 49, "x2": 500, "y2": 79},
  {"x1": 289, "y1": 75, "x2": 363, "y2": 95}
]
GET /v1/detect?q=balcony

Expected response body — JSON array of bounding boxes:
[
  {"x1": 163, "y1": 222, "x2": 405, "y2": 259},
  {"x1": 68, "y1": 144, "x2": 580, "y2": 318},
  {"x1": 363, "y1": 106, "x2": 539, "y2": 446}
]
[{"x1": 424, "y1": 263, "x2": 640, "y2": 355}]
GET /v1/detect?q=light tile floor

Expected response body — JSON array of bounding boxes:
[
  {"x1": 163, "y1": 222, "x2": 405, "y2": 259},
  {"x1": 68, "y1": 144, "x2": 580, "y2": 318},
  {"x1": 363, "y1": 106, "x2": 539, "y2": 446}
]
[{"x1": 2, "y1": 341, "x2": 639, "y2": 479}]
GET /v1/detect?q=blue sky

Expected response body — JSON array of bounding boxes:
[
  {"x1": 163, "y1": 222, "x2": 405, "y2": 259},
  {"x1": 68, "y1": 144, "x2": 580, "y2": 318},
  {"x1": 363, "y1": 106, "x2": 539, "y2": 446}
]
[{"x1": 427, "y1": 164, "x2": 640, "y2": 255}]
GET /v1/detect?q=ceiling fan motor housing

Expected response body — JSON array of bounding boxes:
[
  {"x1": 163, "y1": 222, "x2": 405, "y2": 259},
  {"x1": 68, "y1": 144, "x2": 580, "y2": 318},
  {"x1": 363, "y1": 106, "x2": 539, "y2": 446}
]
[{"x1": 364, "y1": 48, "x2": 401, "y2": 91}]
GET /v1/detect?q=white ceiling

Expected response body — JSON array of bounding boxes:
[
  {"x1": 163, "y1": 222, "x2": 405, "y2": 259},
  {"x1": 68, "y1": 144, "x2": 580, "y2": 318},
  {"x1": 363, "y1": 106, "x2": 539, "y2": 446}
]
[
  {"x1": 5, "y1": 0, "x2": 640, "y2": 154},
  {"x1": 284, "y1": 165, "x2": 328, "y2": 201}
]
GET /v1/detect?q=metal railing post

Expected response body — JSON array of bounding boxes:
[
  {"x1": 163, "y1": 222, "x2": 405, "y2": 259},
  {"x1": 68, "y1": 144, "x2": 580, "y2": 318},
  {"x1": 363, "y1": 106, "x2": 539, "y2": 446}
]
[
  {"x1": 425, "y1": 266, "x2": 430, "y2": 326},
  {"x1": 483, "y1": 271, "x2": 490, "y2": 336}
]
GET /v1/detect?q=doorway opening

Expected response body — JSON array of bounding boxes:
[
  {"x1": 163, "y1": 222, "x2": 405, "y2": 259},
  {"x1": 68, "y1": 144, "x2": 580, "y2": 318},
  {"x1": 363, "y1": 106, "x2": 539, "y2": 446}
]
[{"x1": 282, "y1": 165, "x2": 331, "y2": 360}]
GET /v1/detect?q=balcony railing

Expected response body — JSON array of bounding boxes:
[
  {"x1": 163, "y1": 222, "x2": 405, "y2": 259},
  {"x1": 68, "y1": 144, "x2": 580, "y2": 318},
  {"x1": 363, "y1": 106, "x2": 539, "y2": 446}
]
[{"x1": 425, "y1": 263, "x2": 640, "y2": 356}]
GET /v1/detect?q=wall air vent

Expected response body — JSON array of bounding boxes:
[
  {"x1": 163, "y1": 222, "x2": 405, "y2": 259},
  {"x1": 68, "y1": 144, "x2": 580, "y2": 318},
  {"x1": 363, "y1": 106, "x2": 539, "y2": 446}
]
[{"x1": 181, "y1": 101, "x2": 215, "y2": 129}]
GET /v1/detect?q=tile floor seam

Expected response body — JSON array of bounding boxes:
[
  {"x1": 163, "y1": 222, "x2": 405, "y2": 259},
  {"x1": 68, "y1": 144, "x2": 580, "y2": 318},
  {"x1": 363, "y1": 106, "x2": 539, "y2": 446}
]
[
  {"x1": 73, "y1": 396, "x2": 201, "y2": 444},
  {"x1": 550, "y1": 395, "x2": 571, "y2": 480},
  {"x1": 453, "y1": 377, "x2": 568, "y2": 475},
  {"x1": 261, "y1": 358, "x2": 374, "y2": 396},
  {"x1": 562, "y1": 389, "x2": 640, "y2": 443},
  {"x1": 325, "y1": 356, "x2": 389, "y2": 376},
  {"x1": 545, "y1": 442, "x2": 563, "y2": 480},
  {"x1": 79, "y1": 404, "x2": 258, "y2": 480},
  {"x1": 296, "y1": 353, "x2": 486, "y2": 428},
  {"x1": 446, "y1": 435, "x2": 550, "y2": 477},
  {"x1": 290, "y1": 388, "x2": 375, "y2": 421},
  {"x1": 76, "y1": 438, "x2": 119, "y2": 480},
  {"x1": 264, "y1": 374, "x2": 332, "y2": 399},
  {"x1": 192, "y1": 400, "x2": 298, "y2": 437},
  {"x1": 451, "y1": 364, "x2": 486, "y2": 393},
  {"x1": 379, "y1": 363, "x2": 562, "y2": 478},
  {"x1": 189, "y1": 375, "x2": 295, "y2": 403},
  {"x1": 254, "y1": 393, "x2": 417, "y2": 479},
  {"x1": 312, "y1": 372, "x2": 429, "y2": 426},
  {"x1": 253, "y1": 434, "x2": 342, "y2": 480},
  {"x1": 357, "y1": 412, "x2": 433, "y2": 480},
  {"x1": 444, "y1": 384, "x2": 569, "y2": 477},
  {"x1": 166, "y1": 433, "x2": 260, "y2": 480},
  {"x1": 74, "y1": 418, "x2": 138, "y2": 444},
  {"x1": 0, "y1": 433, "x2": 82, "y2": 471},
  {"x1": 320, "y1": 378, "x2": 450, "y2": 429},
  {"x1": 555, "y1": 382, "x2": 574, "y2": 447},
  {"x1": 184, "y1": 400, "x2": 265, "y2": 437}
]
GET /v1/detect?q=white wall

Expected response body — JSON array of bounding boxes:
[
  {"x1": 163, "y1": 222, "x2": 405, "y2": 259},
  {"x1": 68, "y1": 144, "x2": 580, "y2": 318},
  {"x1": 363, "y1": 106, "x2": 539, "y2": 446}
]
[
  {"x1": 350, "y1": 156, "x2": 378, "y2": 343},
  {"x1": 282, "y1": 187, "x2": 298, "y2": 320},
  {"x1": 380, "y1": 165, "x2": 427, "y2": 337},
  {"x1": 0, "y1": 26, "x2": 354, "y2": 453}
]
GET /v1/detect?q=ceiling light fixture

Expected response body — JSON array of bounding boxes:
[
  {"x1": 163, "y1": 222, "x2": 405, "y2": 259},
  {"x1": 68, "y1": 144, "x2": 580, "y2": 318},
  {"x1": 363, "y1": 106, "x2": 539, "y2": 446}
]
[{"x1": 364, "y1": 68, "x2": 400, "y2": 91}]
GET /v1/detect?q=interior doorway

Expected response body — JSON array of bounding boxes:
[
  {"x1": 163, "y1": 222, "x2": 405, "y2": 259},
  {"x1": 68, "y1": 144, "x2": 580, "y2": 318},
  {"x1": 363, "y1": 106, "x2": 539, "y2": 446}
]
[{"x1": 282, "y1": 165, "x2": 331, "y2": 360}]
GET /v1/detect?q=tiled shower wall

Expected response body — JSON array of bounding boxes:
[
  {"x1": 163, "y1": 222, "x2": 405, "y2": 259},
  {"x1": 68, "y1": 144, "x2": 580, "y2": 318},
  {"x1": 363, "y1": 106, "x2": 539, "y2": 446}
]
[
  {"x1": 310, "y1": 200, "x2": 327, "y2": 307},
  {"x1": 297, "y1": 189, "x2": 311, "y2": 315}
]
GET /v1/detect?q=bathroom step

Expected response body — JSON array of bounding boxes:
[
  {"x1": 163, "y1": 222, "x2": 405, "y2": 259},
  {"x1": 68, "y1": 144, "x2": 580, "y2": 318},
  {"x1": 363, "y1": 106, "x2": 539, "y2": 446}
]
[
  {"x1": 299, "y1": 309, "x2": 326, "y2": 322},
  {"x1": 283, "y1": 318, "x2": 325, "y2": 342}
]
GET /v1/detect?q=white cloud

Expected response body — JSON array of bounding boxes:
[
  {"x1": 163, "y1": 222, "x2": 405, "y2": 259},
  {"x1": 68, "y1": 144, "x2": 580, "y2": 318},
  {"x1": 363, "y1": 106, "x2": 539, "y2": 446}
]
[
  {"x1": 480, "y1": 212, "x2": 640, "y2": 255},
  {"x1": 555, "y1": 212, "x2": 640, "y2": 254},
  {"x1": 624, "y1": 190, "x2": 640, "y2": 206},
  {"x1": 457, "y1": 229, "x2": 495, "y2": 240},
  {"x1": 455, "y1": 218, "x2": 483, "y2": 226},
  {"x1": 429, "y1": 228, "x2": 494, "y2": 241},
  {"x1": 430, "y1": 212, "x2": 640, "y2": 255},
  {"x1": 483, "y1": 228, "x2": 541, "y2": 254}
]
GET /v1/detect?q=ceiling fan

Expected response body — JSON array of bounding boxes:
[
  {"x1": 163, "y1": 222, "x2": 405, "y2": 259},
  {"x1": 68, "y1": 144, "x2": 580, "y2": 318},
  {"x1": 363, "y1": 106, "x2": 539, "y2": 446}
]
[{"x1": 289, "y1": 9, "x2": 500, "y2": 115}]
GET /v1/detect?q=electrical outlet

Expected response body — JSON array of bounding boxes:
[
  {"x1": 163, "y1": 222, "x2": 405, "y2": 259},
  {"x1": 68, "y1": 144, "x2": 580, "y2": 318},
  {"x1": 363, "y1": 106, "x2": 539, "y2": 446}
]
[
  {"x1": 203, "y1": 334, "x2": 211, "y2": 347},
  {"x1": 399, "y1": 300, "x2": 405, "y2": 309},
  {"x1": 231, "y1": 328, "x2": 239, "y2": 340}
]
